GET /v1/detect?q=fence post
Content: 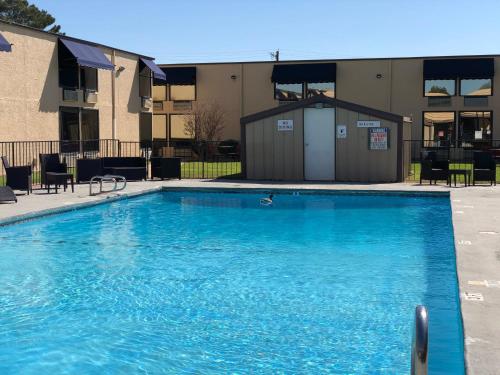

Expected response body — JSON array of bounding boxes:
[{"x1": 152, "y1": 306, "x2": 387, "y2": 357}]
[
  {"x1": 11, "y1": 142, "x2": 15, "y2": 166},
  {"x1": 202, "y1": 144, "x2": 206, "y2": 179}
]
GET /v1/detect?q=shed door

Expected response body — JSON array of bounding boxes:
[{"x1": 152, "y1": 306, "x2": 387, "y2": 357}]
[{"x1": 304, "y1": 108, "x2": 335, "y2": 181}]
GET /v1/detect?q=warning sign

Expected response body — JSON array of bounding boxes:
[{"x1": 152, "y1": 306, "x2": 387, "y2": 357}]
[{"x1": 369, "y1": 128, "x2": 389, "y2": 150}]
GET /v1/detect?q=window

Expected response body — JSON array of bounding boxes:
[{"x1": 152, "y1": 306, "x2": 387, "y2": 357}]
[
  {"x1": 458, "y1": 111, "x2": 492, "y2": 144},
  {"x1": 274, "y1": 83, "x2": 303, "y2": 101},
  {"x1": 60, "y1": 107, "x2": 99, "y2": 152},
  {"x1": 460, "y1": 79, "x2": 492, "y2": 96},
  {"x1": 139, "y1": 63, "x2": 152, "y2": 98},
  {"x1": 306, "y1": 82, "x2": 335, "y2": 98},
  {"x1": 139, "y1": 112, "x2": 153, "y2": 148},
  {"x1": 80, "y1": 67, "x2": 98, "y2": 92},
  {"x1": 170, "y1": 114, "x2": 194, "y2": 139},
  {"x1": 152, "y1": 85, "x2": 167, "y2": 101},
  {"x1": 60, "y1": 107, "x2": 79, "y2": 146},
  {"x1": 170, "y1": 84, "x2": 196, "y2": 101},
  {"x1": 423, "y1": 112, "x2": 455, "y2": 146},
  {"x1": 58, "y1": 42, "x2": 98, "y2": 91},
  {"x1": 424, "y1": 79, "x2": 455, "y2": 97},
  {"x1": 153, "y1": 101, "x2": 163, "y2": 110},
  {"x1": 81, "y1": 109, "x2": 99, "y2": 151}
]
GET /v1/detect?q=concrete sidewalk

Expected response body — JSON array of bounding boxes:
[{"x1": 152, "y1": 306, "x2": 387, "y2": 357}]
[{"x1": 0, "y1": 179, "x2": 499, "y2": 374}]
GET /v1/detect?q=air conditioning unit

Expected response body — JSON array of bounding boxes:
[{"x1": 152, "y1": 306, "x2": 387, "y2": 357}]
[
  {"x1": 63, "y1": 88, "x2": 79, "y2": 102},
  {"x1": 85, "y1": 91, "x2": 98, "y2": 104},
  {"x1": 142, "y1": 97, "x2": 153, "y2": 109}
]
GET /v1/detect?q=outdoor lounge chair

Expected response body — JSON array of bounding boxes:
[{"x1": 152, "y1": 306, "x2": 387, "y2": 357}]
[
  {"x1": 0, "y1": 186, "x2": 17, "y2": 203},
  {"x1": 419, "y1": 151, "x2": 450, "y2": 185},
  {"x1": 473, "y1": 151, "x2": 496, "y2": 186},
  {"x1": 150, "y1": 157, "x2": 181, "y2": 180},
  {"x1": 1, "y1": 156, "x2": 32, "y2": 194},
  {"x1": 40, "y1": 153, "x2": 67, "y2": 188}
]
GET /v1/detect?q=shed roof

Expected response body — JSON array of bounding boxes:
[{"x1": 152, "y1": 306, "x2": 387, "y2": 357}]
[{"x1": 240, "y1": 95, "x2": 404, "y2": 125}]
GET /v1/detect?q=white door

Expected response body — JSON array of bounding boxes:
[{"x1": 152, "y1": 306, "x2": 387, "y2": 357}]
[{"x1": 304, "y1": 108, "x2": 335, "y2": 180}]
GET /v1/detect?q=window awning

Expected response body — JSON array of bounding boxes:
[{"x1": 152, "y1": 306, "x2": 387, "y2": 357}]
[
  {"x1": 423, "y1": 58, "x2": 494, "y2": 79},
  {"x1": 59, "y1": 38, "x2": 114, "y2": 70},
  {"x1": 163, "y1": 67, "x2": 196, "y2": 85},
  {"x1": 271, "y1": 63, "x2": 336, "y2": 84},
  {"x1": 140, "y1": 57, "x2": 166, "y2": 81},
  {"x1": 0, "y1": 32, "x2": 11, "y2": 52}
]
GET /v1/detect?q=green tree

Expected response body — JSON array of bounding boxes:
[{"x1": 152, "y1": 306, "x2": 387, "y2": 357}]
[{"x1": 0, "y1": 0, "x2": 61, "y2": 33}]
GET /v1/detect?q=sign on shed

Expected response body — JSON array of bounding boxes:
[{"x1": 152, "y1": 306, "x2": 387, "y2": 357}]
[
  {"x1": 357, "y1": 120, "x2": 380, "y2": 128},
  {"x1": 369, "y1": 128, "x2": 389, "y2": 150},
  {"x1": 277, "y1": 119, "x2": 293, "y2": 131}
]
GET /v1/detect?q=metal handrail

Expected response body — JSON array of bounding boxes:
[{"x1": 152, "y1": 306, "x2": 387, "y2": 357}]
[
  {"x1": 411, "y1": 305, "x2": 428, "y2": 375},
  {"x1": 89, "y1": 175, "x2": 126, "y2": 196}
]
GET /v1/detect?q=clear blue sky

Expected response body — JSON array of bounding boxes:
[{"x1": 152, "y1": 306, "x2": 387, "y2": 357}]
[{"x1": 35, "y1": 0, "x2": 499, "y2": 63}]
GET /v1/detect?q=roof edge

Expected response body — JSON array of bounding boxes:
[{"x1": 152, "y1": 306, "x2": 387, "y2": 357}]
[
  {"x1": 240, "y1": 96, "x2": 404, "y2": 125},
  {"x1": 0, "y1": 19, "x2": 154, "y2": 60}
]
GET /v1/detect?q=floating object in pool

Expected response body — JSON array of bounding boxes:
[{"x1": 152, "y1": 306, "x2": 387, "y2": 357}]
[{"x1": 260, "y1": 194, "x2": 273, "y2": 206}]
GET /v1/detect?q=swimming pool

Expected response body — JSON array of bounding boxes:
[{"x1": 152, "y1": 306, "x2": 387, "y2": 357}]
[{"x1": 0, "y1": 191, "x2": 464, "y2": 373}]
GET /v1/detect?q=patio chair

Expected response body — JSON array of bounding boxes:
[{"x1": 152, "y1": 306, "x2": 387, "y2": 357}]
[
  {"x1": 1, "y1": 156, "x2": 32, "y2": 194},
  {"x1": 0, "y1": 186, "x2": 17, "y2": 203},
  {"x1": 419, "y1": 151, "x2": 450, "y2": 185},
  {"x1": 473, "y1": 152, "x2": 496, "y2": 186},
  {"x1": 39, "y1": 153, "x2": 67, "y2": 188}
]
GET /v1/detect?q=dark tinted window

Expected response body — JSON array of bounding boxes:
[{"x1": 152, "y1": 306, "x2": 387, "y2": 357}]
[
  {"x1": 275, "y1": 83, "x2": 303, "y2": 101},
  {"x1": 58, "y1": 41, "x2": 79, "y2": 88},
  {"x1": 458, "y1": 111, "x2": 492, "y2": 145},
  {"x1": 80, "y1": 67, "x2": 98, "y2": 91},
  {"x1": 460, "y1": 79, "x2": 492, "y2": 96},
  {"x1": 307, "y1": 82, "x2": 335, "y2": 98},
  {"x1": 424, "y1": 80, "x2": 455, "y2": 96},
  {"x1": 81, "y1": 109, "x2": 99, "y2": 151},
  {"x1": 60, "y1": 107, "x2": 79, "y2": 152},
  {"x1": 423, "y1": 112, "x2": 455, "y2": 146},
  {"x1": 140, "y1": 112, "x2": 153, "y2": 148}
]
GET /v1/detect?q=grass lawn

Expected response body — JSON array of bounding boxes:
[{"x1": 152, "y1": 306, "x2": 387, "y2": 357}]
[
  {"x1": 181, "y1": 161, "x2": 241, "y2": 179},
  {"x1": 1, "y1": 162, "x2": 241, "y2": 187}
]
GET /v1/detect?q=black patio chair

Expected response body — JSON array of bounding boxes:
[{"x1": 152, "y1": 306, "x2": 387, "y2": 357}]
[
  {"x1": 1, "y1": 156, "x2": 32, "y2": 194},
  {"x1": 39, "y1": 153, "x2": 67, "y2": 188},
  {"x1": 473, "y1": 152, "x2": 496, "y2": 186},
  {"x1": 419, "y1": 151, "x2": 450, "y2": 185},
  {"x1": 0, "y1": 186, "x2": 17, "y2": 203}
]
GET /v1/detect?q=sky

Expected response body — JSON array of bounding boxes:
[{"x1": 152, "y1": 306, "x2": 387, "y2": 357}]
[{"x1": 33, "y1": 0, "x2": 500, "y2": 64}]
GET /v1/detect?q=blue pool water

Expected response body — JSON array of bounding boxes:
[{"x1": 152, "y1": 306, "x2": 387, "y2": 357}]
[{"x1": 0, "y1": 191, "x2": 464, "y2": 374}]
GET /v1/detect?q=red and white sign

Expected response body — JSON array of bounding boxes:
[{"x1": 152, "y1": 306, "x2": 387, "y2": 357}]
[{"x1": 369, "y1": 128, "x2": 389, "y2": 150}]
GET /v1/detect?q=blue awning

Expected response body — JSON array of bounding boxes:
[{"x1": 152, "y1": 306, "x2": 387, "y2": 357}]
[
  {"x1": 140, "y1": 57, "x2": 166, "y2": 81},
  {"x1": 59, "y1": 38, "x2": 114, "y2": 70},
  {"x1": 0, "y1": 32, "x2": 12, "y2": 52}
]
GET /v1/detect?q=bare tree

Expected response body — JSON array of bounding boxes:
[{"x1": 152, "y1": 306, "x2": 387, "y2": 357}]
[{"x1": 184, "y1": 102, "x2": 225, "y2": 142}]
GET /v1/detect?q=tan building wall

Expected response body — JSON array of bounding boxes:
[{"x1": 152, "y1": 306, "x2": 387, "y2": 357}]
[
  {"x1": 0, "y1": 21, "x2": 152, "y2": 143},
  {"x1": 157, "y1": 55, "x2": 500, "y2": 142}
]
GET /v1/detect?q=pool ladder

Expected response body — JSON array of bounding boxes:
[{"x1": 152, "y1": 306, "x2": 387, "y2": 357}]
[
  {"x1": 411, "y1": 305, "x2": 428, "y2": 375},
  {"x1": 89, "y1": 175, "x2": 127, "y2": 196}
]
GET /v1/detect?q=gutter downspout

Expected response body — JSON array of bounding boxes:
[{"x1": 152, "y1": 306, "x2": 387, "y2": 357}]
[{"x1": 111, "y1": 50, "x2": 117, "y2": 140}]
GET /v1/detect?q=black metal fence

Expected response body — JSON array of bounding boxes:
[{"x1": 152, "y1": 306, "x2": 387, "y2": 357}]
[
  {"x1": 403, "y1": 140, "x2": 500, "y2": 182},
  {"x1": 0, "y1": 139, "x2": 242, "y2": 186}
]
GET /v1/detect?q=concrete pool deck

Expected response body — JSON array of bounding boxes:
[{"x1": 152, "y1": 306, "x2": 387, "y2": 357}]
[{"x1": 0, "y1": 179, "x2": 498, "y2": 374}]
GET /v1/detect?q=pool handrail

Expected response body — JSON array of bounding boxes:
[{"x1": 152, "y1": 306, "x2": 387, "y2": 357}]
[{"x1": 411, "y1": 304, "x2": 428, "y2": 375}]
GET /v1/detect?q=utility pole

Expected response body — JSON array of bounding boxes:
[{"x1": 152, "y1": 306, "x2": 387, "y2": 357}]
[{"x1": 270, "y1": 49, "x2": 280, "y2": 61}]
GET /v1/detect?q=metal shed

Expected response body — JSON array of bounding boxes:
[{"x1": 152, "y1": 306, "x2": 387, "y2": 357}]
[{"x1": 240, "y1": 96, "x2": 412, "y2": 182}]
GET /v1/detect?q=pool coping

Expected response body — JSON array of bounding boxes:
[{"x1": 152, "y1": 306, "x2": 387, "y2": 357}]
[
  {"x1": 1, "y1": 180, "x2": 499, "y2": 374},
  {"x1": 0, "y1": 186, "x2": 163, "y2": 227}
]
